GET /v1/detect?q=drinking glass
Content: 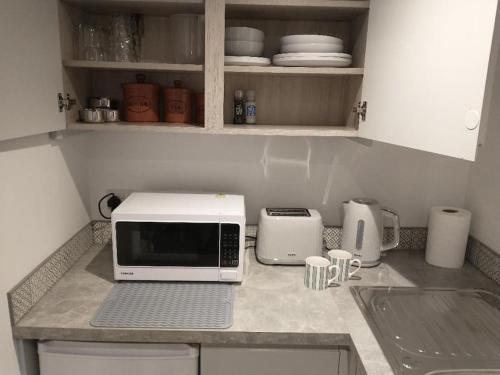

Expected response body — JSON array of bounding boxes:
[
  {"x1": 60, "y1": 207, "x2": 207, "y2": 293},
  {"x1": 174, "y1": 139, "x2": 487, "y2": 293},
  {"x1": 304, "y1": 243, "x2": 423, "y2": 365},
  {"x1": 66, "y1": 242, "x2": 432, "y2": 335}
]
[
  {"x1": 77, "y1": 23, "x2": 105, "y2": 61},
  {"x1": 170, "y1": 14, "x2": 204, "y2": 64},
  {"x1": 111, "y1": 15, "x2": 142, "y2": 62}
]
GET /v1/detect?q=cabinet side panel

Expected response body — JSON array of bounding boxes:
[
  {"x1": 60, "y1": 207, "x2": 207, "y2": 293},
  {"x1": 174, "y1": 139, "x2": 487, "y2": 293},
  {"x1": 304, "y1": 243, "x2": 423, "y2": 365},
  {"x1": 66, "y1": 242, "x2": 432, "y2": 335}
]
[
  {"x1": 205, "y1": 0, "x2": 225, "y2": 129},
  {"x1": 350, "y1": 13, "x2": 368, "y2": 68}
]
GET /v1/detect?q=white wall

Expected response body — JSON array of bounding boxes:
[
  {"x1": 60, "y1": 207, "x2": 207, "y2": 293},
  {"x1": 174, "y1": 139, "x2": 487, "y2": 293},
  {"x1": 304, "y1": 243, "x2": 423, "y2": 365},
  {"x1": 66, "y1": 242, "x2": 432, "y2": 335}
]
[
  {"x1": 0, "y1": 133, "x2": 90, "y2": 375},
  {"x1": 0, "y1": 121, "x2": 474, "y2": 375},
  {"x1": 88, "y1": 133, "x2": 470, "y2": 226},
  {"x1": 466, "y1": 54, "x2": 500, "y2": 254}
]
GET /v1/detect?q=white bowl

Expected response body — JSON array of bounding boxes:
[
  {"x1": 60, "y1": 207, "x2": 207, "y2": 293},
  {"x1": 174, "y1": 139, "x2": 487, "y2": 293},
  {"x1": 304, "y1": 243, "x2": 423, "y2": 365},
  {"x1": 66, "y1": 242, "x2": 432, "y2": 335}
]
[
  {"x1": 225, "y1": 27, "x2": 264, "y2": 42},
  {"x1": 281, "y1": 42, "x2": 344, "y2": 53},
  {"x1": 225, "y1": 40, "x2": 264, "y2": 57},
  {"x1": 281, "y1": 34, "x2": 343, "y2": 46}
]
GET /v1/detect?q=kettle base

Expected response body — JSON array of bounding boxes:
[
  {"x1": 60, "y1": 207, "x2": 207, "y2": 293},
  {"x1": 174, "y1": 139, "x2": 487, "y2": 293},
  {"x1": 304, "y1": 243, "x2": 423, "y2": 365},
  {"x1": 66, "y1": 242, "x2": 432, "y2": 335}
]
[{"x1": 359, "y1": 259, "x2": 381, "y2": 268}]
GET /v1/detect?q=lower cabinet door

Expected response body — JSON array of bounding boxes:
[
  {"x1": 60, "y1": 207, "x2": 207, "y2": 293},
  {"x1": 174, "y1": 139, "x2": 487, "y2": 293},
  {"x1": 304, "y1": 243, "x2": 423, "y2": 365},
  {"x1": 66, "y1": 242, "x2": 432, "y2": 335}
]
[{"x1": 200, "y1": 345, "x2": 349, "y2": 375}]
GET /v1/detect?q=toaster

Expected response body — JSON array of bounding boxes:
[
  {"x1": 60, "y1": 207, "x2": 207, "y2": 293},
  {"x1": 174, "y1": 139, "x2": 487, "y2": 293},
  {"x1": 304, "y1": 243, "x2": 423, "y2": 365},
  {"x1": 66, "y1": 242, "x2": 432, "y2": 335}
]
[{"x1": 256, "y1": 208, "x2": 323, "y2": 265}]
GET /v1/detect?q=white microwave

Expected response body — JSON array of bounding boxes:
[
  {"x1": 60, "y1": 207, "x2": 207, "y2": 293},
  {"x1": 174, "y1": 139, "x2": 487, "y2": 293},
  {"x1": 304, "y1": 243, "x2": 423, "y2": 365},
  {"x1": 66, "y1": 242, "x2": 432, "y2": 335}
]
[{"x1": 111, "y1": 192, "x2": 246, "y2": 282}]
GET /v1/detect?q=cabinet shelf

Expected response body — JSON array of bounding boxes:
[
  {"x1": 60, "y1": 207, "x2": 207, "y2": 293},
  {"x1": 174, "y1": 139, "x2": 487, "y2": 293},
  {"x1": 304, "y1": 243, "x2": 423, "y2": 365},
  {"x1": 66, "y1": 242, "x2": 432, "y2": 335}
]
[
  {"x1": 67, "y1": 122, "x2": 358, "y2": 137},
  {"x1": 62, "y1": 0, "x2": 204, "y2": 16},
  {"x1": 63, "y1": 60, "x2": 203, "y2": 73},
  {"x1": 68, "y1": 122, "x2": 206, "y2": 134},
  {"x1": 225, "y1": 0, "x2": 369, "y2": 21},
  {"x1": 222, "y1": 124, "x2": 358, "y2": 137},
  {"x1": 224, "y1": 65, "x2": 364, "y2": 77}
]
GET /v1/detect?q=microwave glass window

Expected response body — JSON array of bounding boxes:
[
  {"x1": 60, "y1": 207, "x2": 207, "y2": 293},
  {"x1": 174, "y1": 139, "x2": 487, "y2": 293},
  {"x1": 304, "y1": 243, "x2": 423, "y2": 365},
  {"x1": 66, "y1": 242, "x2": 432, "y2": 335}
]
[{"x1": 116, "y1": 222, "x2": 220, "y2": 267}]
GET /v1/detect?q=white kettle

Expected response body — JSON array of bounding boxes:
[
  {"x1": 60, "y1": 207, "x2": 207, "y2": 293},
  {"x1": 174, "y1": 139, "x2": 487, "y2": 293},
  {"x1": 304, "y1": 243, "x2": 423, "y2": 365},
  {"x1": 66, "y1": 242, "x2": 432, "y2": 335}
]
[{"x1": 341, "y1": 198, "x2": 400, "y2": 267}]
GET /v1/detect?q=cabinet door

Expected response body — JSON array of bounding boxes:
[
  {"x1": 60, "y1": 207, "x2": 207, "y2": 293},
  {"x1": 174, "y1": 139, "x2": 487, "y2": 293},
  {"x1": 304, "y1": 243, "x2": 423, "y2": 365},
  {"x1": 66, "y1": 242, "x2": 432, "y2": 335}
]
[
  {"x1": 359, "y1": 0, "x2": 498, "y2": 160},
  {"x1": 201, "y1": 345, "x2": 345, "y2": 375},
  {"x1": 0, "y1": 0, "x2": 65, "y2": 141}
]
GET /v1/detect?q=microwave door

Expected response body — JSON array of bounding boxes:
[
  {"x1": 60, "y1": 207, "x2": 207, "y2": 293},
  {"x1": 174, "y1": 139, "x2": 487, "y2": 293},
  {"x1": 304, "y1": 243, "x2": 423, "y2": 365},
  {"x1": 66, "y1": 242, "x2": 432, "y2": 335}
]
[
  {"x1": 116, "y1": 222, "x2": 220, "y2": 267},
  {"x1": 131, "y1": 230, "x2": 141, "y2": 260}
]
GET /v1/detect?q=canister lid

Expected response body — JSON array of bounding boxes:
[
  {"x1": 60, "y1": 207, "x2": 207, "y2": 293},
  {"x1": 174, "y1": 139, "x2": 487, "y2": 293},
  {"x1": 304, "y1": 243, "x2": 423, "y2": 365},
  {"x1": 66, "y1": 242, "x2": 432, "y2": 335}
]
[
  {"x1": 164, "y1": 80, "x2": 191, "y2": 94},
  {"x1": 123, "y1": 73, "x2": 159, "y2": 88}
]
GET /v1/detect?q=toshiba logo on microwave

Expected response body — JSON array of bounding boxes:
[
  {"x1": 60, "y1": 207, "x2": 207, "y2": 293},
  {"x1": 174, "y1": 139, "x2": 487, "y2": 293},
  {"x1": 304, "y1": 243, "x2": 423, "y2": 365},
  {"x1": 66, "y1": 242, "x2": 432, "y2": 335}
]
[{"x1": 120, "y1": 272, "x2": 134, "y2": 275}]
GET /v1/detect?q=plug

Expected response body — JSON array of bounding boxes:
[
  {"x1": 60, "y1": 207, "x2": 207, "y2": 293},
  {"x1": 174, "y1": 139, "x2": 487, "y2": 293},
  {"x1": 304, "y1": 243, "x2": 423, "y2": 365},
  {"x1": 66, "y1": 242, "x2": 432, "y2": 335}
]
[
  {"x1": 107, "y1": 194, "x2": 122, "y2": 211},
  {"x1": 98, "y1": 192, "x2": 122, "y2": 220}
]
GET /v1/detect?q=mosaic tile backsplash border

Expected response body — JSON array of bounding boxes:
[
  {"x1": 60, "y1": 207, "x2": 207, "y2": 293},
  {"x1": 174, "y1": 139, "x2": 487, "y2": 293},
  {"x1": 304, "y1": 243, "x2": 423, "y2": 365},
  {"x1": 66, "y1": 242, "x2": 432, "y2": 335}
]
[
  {"x1": 466, "y1": 236, "x2": 500, "y2": 284},
  {"x1": 7, "y1": 224, "x2": 93, "y2": 325},
  {"x1": 8, "y1": 221, "x2": 500, "y2": 326},
  {"x1": 92, "y1": 221, "x2": 112, "y2": 244}
]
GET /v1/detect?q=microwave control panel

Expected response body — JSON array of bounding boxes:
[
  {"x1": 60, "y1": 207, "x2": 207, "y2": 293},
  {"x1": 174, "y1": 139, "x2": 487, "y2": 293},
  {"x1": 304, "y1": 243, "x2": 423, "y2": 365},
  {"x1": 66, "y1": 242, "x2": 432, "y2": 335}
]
[{"x1": 220, "y1": 224, "x2": 240, "y2": 267}]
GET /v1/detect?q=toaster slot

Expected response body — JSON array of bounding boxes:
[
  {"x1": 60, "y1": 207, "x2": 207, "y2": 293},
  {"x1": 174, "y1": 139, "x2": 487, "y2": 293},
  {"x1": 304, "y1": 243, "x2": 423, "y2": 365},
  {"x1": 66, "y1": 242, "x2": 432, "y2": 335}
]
[{"x1": 266, "y1": 208, "x2": 311, "y2": 217}]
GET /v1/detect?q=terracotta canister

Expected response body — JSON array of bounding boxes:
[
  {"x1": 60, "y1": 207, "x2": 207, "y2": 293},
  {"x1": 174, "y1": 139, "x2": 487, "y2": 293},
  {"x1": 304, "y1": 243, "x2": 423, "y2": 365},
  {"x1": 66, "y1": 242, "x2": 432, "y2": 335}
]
[
  {"x1": 164, "y1": 80, "x2": 192, "y2": 123},
  {"x1": 195, "y1": 92, "x2": 204, "y2": 125},
  {"x1": 123, "y1": 74, "x2": 160, "y2": 122}
]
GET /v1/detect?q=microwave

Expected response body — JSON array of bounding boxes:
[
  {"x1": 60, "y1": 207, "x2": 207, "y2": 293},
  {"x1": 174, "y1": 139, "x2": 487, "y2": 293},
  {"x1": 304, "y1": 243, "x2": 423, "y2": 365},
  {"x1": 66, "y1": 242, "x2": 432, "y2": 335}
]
[{"x1": 112, "y1": 192, "x2": 246, "y2": 282}]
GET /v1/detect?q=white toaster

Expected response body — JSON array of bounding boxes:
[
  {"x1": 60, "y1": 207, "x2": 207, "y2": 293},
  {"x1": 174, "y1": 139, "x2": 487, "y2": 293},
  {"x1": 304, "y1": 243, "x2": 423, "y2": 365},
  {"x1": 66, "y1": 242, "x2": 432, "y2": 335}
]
[{"x1": 256, "y1": 208, "x2": 324, "y2": 265}]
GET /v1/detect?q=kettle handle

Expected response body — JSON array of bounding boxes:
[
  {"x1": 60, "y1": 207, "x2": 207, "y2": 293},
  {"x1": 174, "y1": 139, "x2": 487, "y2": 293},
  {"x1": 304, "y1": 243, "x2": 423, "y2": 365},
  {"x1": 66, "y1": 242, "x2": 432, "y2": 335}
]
[{"x1": 381, "y1": 208, "x2": 400, "y2": 251}]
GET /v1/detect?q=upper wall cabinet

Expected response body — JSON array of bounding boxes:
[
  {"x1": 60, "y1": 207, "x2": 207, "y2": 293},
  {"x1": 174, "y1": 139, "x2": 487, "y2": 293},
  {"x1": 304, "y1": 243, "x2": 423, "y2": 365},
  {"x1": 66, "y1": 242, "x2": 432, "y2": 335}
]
[
  {"x1": 221, "y1": 0, "x2": 367, "y2": 137},
  {"x1": 57, "y1": 0, "x2": 208, "y2": 133},
  {"x1": 2, "y1": 0, "x2": 499, "y2": 161},
  {"x1": 359, "y1": 0, "x2": 499, "y2": 161},
  {"x1": 0, "y1": 0, "x2": 66, "y2": 141}
]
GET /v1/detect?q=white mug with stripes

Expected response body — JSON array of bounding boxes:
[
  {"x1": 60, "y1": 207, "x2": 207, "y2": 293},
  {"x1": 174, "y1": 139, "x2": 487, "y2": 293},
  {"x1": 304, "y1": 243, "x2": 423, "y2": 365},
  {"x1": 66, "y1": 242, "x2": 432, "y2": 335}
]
[
  {"x1": 304, "y1": 256, "x2": 340, "y2": 291},
  {"x1": 327, "y1": 249, "x2": 362, "y2": 282}
]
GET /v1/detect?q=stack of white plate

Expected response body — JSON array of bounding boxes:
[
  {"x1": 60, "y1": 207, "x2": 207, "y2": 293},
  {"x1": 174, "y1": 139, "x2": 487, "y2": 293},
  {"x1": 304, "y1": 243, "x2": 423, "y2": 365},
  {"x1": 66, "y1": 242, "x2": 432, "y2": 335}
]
[
  {"x1": 224, "y1": 27, "x2": 271, "y2": 66},
  {"x1": 274, "y1": 34, "x2": 352, "y2": 67}
]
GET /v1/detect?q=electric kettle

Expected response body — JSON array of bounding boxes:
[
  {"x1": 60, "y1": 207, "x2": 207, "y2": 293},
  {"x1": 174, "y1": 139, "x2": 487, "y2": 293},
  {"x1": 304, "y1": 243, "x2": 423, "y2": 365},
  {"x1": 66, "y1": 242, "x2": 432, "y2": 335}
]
[{"x1": 341, "y1": 198, "x2": 400, "y2": 267}]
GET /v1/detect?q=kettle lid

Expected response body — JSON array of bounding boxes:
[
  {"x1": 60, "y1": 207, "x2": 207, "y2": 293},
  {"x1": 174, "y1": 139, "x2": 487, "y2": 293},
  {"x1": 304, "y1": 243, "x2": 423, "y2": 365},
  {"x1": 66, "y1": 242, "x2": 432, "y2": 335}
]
[{"x1": 353, "y1": 198, "x2": 378, "y2": 206}]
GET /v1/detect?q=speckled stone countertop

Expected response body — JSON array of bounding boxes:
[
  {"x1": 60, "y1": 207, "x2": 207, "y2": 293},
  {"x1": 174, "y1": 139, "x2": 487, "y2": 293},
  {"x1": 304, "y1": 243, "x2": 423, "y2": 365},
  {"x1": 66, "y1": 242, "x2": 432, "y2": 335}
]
[{"x1": 13, "y1": 244, "x2": 497, "y2": 375}]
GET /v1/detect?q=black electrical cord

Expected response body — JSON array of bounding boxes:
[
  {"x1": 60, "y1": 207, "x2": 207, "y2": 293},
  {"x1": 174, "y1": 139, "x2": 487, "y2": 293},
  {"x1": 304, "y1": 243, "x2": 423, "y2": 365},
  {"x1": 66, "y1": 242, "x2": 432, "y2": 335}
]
[
  {"x1": 98, "y1": 192, "x2": 115, "y2": 220},
  {"x1": 245, "y1": 235, "x2": 257, "y2": 249}
]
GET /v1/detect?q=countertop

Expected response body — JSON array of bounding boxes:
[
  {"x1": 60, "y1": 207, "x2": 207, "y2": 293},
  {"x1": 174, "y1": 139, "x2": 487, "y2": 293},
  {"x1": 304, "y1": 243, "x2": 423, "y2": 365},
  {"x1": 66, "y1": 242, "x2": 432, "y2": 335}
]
[{"x1": 13, "y1": 244, "x2": 498, "y2": 375}]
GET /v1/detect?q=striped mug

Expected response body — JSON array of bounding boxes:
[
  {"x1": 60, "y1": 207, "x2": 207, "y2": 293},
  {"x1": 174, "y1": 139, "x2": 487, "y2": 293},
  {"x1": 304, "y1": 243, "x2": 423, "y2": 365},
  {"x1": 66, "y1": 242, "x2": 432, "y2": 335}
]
[
  {"x1": 327, "y1": 249, "x2": 362, "y2": 282},
  {"x1": 304, "y1": 256, "x2": 340, "y2": 291}
]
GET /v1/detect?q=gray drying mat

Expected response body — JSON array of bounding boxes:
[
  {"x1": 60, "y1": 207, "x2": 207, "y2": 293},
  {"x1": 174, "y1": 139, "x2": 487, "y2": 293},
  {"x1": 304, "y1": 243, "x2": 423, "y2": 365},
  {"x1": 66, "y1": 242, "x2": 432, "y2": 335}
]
[{"x1": 90, "y1": 282, "x2": 233, "y2": 329}]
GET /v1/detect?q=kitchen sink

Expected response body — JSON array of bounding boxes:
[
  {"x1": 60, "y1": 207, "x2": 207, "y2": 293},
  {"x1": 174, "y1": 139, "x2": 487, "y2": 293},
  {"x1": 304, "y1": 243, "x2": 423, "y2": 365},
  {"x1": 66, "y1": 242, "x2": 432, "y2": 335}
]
[{"x1": 350, "y1": 287, "x2": 500, "y2": 375}]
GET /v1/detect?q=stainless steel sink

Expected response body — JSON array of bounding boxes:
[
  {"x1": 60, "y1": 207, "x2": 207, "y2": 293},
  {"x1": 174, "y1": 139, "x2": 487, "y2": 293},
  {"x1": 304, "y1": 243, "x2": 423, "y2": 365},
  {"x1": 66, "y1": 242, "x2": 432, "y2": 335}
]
[{"x1": 350, "y1": 287, "x2": 500, "y2": 375}]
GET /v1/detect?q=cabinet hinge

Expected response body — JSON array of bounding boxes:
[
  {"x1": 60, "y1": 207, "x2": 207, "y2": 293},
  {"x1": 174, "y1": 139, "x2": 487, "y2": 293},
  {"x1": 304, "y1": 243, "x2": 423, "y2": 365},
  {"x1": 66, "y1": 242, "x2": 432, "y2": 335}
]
[
  {"x1": 57, "y1": 93, "x2": 76, "y2": 112},
  {"x1": 353, "y1": 101, "x2": 367, "y2": 121}
]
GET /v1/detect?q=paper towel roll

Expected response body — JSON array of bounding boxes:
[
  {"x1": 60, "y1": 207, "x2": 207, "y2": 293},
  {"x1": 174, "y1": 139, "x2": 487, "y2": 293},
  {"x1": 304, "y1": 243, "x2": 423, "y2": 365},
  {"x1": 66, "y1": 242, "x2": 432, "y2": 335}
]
[{"x1": 425, "y1": 206, "x2": 471, "y2": 269}]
